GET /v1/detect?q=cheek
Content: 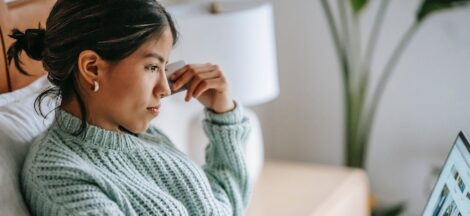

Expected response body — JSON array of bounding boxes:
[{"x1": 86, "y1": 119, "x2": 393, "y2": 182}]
[
  {"x1": 104, "y1": 74, "x2": 155, "y2": 108},
  {"x1": 108, "y1": 78, "x2": 134, "y2": 97}
]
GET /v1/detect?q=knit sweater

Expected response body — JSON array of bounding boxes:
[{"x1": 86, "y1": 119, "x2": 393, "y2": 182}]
[{"x1": 21, "y1": 101, "x2": 252, "y2": 216}]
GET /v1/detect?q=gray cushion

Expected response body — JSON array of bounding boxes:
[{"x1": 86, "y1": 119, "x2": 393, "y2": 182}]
[{"x1": 0, "y1": 76, "x2": 54, "y2": 216}]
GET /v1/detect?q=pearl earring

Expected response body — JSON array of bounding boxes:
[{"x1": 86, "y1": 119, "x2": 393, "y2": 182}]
[{"x1": 92, "y1": 80, "x2": 99, "y2": 92}]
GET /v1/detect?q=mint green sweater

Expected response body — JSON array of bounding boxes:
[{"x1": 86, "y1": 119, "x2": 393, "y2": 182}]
[{"x1": 21, "y1": 102, "x2": 252, "y2": 216}]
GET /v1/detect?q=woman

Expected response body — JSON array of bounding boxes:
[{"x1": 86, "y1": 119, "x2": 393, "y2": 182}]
[{"x1": 8, "y1": 0, "x2": 252, "y2": 215}]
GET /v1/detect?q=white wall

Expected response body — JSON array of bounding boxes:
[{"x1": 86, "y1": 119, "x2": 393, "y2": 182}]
[
  {"x1": 162, "y1": 0, "x2": 470, "y2": 215},
  {"x1": 251, "y1": 0, "x2": 470, "y2": 215}
]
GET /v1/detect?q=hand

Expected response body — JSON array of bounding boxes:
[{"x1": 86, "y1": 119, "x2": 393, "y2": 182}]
[{"x1": 170, "y1": 63, "x2": 235, "y2": 113}]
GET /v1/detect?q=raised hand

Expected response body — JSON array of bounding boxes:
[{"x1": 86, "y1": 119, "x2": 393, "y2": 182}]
[{"x1": 170, "y1": 63, "x2": 235, "y2": 113}]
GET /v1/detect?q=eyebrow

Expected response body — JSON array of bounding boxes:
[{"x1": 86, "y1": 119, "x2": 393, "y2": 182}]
[{"x1": 143, "y1": 52, "x2": 168, "y2": 64}]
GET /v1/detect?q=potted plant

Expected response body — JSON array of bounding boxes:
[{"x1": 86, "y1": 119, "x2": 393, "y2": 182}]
[{"x1": 320, "y1": 0, "x2": 470, "y2": 214}]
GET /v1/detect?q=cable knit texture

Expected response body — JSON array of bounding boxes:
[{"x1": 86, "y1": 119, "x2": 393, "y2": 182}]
[{"x1": 21, "y1": 101, "x2": 252, "y2": 216}]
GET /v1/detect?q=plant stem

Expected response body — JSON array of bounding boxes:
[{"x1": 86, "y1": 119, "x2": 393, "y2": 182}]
[
  {"x1": 320, "y1": 0, "x2": 349, "y2": 81},
  {"x1": 358, "y1": 22, "x2": 420, "y2": 167},
  {"x1": 338, "y1": 0, "x2": 354, "y2": 166},
  {"x1": 320, "y1": 0, "x2": 353, "y2": 166},
  {"x1": 338, "y1": 0, "x2": 351, "y2": 80},
  {"x1": 349, "y1": 17, "x2": 364, "y2": 167},
  {"x1": 362, "y1": 0, "x2": 390, "y2": 70},
  {"x1": 357, "y1": 0, "x2": 389, "y2": 110},
  {"x1": 355, "y1": 0, "x2": 390, "y2": 167},
  {"x1": 340, "y1": 0, "x2": 367, "y2": 167}
]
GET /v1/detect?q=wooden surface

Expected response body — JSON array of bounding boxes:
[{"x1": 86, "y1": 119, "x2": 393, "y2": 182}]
[
  {"x1": 246, "y1": 160, "x2": 370, "y2": 216},
  {"x1": 0, "y1": 0, "x2": 14, "y2": 93}
]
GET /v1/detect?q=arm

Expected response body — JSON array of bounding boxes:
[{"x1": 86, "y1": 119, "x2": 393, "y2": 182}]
[{"x1": 201, "y1": 101, "x2": 252, "y2": 216}]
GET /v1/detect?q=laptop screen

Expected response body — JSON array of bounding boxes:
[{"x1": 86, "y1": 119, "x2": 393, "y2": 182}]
[{"x1": 422, "y1": 132, "x2": 470, "y2": 216}]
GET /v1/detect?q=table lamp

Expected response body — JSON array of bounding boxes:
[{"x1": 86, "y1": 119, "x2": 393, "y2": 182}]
[{"x1": 166, "y1": 0, "x2": 279, "y2": 184}]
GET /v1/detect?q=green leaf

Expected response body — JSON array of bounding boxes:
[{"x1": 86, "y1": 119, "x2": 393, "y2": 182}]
[
  {"x1": 351, "y1": 0, "x2": 368, "y2": 14},
  {"x1": 417, "y1": 0, "x2": 470, "y2": 22}
]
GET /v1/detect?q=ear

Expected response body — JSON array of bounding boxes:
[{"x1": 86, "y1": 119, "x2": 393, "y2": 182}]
[{"x1": 77, "y1": 50, "x2": 107, "y2": 86}]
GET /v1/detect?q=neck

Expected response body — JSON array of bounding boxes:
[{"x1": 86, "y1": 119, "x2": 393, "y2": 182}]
[
  {"x1": 60, "y1": 96, "x2": 121, "y2": 132},
  {"x1": 51, "y1": 108, "x2": 142, "y2": 150}
]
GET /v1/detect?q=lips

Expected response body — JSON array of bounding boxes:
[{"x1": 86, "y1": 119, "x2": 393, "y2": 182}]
[
  {"x1": 147, "y1": 104, "x2": 160, "y2": 115},
  {"x1": 147, "y1": 105, "x2": 160, "y2": 109}
]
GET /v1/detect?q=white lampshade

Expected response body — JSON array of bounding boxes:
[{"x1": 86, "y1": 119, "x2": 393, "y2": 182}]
[{"x1": 167, "y1": 1, "x2": 279, "y2": 106}]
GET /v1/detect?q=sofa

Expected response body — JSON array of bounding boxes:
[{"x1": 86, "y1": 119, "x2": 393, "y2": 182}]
[{"x1": 0, "y1": 1, "x2": 56, "y2": 215}]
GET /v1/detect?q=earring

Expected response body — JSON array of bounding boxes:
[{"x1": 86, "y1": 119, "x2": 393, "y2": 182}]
[{"x1": 92, "y1": 80, "x2": 99, "y2": 92}]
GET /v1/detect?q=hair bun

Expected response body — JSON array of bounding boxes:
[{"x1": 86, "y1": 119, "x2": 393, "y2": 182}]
[
  {"x1": 7, "y1": 25, "x2": 46, "y2": 75},
  {"x1": 8, "y1": 25, "x2": 46, "y2": 62}
]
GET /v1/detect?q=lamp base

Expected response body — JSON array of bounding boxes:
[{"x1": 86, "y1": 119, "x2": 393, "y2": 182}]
[{"x1": 187, "y1": 108, "x2": 264, "y2": 184}]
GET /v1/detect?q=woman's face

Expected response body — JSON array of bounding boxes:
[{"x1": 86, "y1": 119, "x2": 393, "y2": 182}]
[{"x1": 90, "y1": 27, "x2": 173, "y2": 133}]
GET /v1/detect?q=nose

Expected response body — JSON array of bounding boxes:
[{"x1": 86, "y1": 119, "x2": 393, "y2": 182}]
[{"x1": 154, "y1": 75, "x2": 171, "y2": 98}]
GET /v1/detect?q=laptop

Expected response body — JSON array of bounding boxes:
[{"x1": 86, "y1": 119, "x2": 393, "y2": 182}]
[{"x1": 422, "y1": 131, "x2": 470, "y2": 216}]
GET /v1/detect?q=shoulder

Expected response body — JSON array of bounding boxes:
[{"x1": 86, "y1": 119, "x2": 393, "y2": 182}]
[
  {"x1": 21, "y1": 133, "x2": 122, "y2": 215},
  {"x1": 22, "y1": 129, "x2": 93, "y2": 187},
  {"x1": 24, "y1": 128, "x2": 84, "y2": 165}
]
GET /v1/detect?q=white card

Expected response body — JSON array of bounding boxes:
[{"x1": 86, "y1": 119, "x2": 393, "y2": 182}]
[{"x1": 165, "y1": 60, "x2": 186, "y2": 95}]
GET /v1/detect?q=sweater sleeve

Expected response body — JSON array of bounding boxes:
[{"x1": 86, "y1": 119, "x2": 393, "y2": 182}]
[{"x1": 201, "y1": 100, "x2": 252, "y2": 216}]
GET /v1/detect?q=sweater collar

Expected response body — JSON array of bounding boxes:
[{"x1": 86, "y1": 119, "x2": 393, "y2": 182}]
[{"x1": 51, "y1": 108, "x2": 144, "y2": 151}]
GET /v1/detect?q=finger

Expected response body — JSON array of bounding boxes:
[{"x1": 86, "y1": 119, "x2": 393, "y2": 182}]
[
  {"x1": 186, "y1": 70, "x2": 221, "y2": 100},
  {"x1": 170, "y1": 66, "x2": 188, "y2": 81},
  {"x1": 173, "y1": 65, "x2": 214, "y2": 91},
  {"x1": 184, "y1": 75, "x2": 201, "y2": 101},
  {"x1": 173, "y1": 69, "x2": 195, "y2": 91},
  {"x1": 184, "y1": 86, "x2": 192, "y2": 102},
  {"x1": 193, "y1": 77, "x2": 225, "y2": 98},
  {"x1": 171, "y1": 63, "x2": 211, "y2": 81}
]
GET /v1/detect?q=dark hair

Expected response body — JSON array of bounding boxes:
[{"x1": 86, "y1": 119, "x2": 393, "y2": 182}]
[{"x1": 7, "y1": 0, "x2": 179, "y2": 135}]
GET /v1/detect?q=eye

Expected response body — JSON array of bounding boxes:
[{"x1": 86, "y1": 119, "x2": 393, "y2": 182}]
[{"x1": 145, "y1": 64, "x2": 160, "y2": 73}]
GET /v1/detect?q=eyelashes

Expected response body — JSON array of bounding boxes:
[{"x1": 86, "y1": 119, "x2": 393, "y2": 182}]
[{"x1": 145, "y1": 64, "x2": 168, "y2": 73}]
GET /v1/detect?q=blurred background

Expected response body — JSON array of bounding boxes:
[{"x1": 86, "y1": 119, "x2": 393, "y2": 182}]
[{"x1": 162, "y1": 0, "x2": 470, "y2": 215}]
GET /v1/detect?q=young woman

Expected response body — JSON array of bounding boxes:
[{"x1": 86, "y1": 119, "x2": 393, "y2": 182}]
[{"x1": 8, "y1": 0, "x2": 252, "y2": 215}]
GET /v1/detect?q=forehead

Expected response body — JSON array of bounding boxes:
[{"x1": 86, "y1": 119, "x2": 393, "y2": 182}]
[{"x1": 134, "y1": 28, "x2": 174, "y2": 61}]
